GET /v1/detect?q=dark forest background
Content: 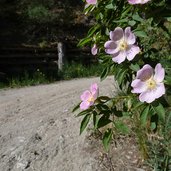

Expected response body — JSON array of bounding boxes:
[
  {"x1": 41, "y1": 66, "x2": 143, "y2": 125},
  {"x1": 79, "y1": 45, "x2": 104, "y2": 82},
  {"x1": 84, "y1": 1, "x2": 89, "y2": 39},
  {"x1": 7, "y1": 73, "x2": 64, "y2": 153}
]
[{"x1": 0, "y1": 0, "x2": 90, "y2": 47}]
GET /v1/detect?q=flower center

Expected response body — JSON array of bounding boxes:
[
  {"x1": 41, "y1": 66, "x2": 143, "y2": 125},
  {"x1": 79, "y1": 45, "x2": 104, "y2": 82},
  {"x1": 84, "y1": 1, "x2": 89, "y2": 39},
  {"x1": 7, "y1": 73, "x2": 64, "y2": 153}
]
[
  {"x1": 119, "y1": 40, "x2": 128, "y2": 51},
  {"x1": 146, "y1": 77, "x2": 156, "y2": 90},
  {"x1": 88, "y1": 95, "x2": 95, "y2": 103}
]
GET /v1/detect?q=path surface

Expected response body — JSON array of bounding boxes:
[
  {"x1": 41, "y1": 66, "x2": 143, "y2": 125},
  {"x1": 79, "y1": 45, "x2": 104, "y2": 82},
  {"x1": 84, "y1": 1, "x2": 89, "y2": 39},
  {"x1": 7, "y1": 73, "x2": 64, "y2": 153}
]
[{"x1": 0, "y1": 76, "x2": 117, "y2": 171}]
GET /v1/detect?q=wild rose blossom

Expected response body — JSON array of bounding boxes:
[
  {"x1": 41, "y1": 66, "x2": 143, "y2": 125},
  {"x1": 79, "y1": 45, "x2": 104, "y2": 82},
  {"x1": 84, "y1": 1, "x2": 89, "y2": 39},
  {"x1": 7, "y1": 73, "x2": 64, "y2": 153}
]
[
  {"x1": 80, "y1": 83, "x2": 99, "y2": 110},
  {"x1": 104, "y1": 27, "x2": 140, "y2": 64},
  {"x1": 128, "y1": 0, "x2": 150, "y2": 4},
  {"x1": 91, "y1": 44, "x2": 98, "y2": 55},
  {"x1": 131, "y1": 63, "x2": 165, "y2": 103},
  {"x1": 86, "y1": 0, "x2": 97, "y2": 5}
]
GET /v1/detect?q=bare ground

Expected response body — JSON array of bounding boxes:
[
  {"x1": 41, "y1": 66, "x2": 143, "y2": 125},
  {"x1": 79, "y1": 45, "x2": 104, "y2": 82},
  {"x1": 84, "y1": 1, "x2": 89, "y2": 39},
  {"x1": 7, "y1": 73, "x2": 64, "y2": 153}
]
[{"x1": 0, "y1": 77, "x2": 148, "y2": 171}]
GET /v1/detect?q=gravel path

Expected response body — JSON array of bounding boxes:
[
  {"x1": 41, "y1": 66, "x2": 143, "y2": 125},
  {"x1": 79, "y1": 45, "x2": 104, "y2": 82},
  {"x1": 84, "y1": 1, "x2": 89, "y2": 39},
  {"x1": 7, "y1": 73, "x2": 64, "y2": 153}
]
[{"x1": 0, "y1": 76, "x2": 117, "y2": 171}]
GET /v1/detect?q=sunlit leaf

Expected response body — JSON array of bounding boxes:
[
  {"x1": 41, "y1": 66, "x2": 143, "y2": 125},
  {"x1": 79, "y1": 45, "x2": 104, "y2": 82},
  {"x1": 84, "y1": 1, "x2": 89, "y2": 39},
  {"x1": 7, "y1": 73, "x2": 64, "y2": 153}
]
[
  {"x1": 102, "y1": 128, "x2": 112, "y2": 151},
  {"x1": 134, "y1": 30, "x2": 147, "y2": 38},
  {"x1": 114, "y1": 121, "x2": 130, "y2": 134},
  {"x1": 80, "y1": 114, "x2": 91, "y2": 134}
]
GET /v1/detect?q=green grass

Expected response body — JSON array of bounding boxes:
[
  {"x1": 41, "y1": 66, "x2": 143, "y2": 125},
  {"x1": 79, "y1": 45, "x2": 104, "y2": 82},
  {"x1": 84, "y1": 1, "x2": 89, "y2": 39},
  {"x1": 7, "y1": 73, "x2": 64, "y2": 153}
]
[
  {"x1": 60, "y1": 62, "x2": 104, "y2": 80},
  {"x1": 0, "y1": 62, "x2": 104, "y2": 89}
]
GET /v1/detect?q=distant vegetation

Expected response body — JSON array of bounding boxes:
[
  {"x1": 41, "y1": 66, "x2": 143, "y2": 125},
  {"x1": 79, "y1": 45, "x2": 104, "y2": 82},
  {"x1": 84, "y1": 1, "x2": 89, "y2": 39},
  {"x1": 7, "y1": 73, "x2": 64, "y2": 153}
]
[{"x1": 0, "y1": 62, "x2": 104, "y2": 89}]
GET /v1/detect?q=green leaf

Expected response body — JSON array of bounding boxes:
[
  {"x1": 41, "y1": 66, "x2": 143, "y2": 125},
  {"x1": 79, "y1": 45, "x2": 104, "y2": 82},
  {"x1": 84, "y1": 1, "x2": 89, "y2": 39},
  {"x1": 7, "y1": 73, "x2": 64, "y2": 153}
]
[
  {"x1": 128, "y1": 20, "x2": 136, "y2": 26},
  {"x1": 97, "y1": 114, "x2": 112, "y2": 129},
  {"x1": 140, "y1": 106, "x2": 150, "y2": 126},
  {"x1": 96, "y1": 104, "x2": 109, "y2": 111},
  {"x1": 77, "y1": 109, "x2": 92, "y2": 117},
  {"x1": 129, "y1": 63, "x2": 140, "y2": 72},
  {"x1": 87, "y1": 25, "x2": 100, "y2": 37},
  {"x1": 102, "y1": 128, "x2": 112, "y2": 151},
  {"x1": 77, "y1": 37, "x2": 92, "y2": 47},
  {"x1": 115, "y1": 121, "x2": 130, "y2": 134},
  {"x1": 105, "y1": 3, "x2": 114, "y2": 9},
  {"x1": 132, "y1": 13, "x2": 143, "y2": 22},
  {"x1": 134, "y1": 30, "x2": 147, "y2": 38},
  {"x1": 97, "y1": 96, "x2": 111, "y2": 102},
  {"x1": 100, "y1": 66, "x2": 110, "y2": 81},
  {"x1": 117, "y1": 69, "x2": 127, "y2": 86},
  {"x1": 113, "y1": 18, "x2": 128, "y2": 23},
  {"x1": 165, "y1": 75, "x2": 171, "y2": 85},
  {"x1": 93, "y1": 111, "x2": 99, "y2": 129},
  {"x1": 153, "y1": 103, "x2": 165, "y2": 122},
  {"x1": 80, "y1": 114, "x2": 91, "y2": 134},
  {"x1": 72, "y1": 102, "x2": 81, "y2": 112},
  {"x1": 150, "y1": 122, "x2": 157, "y2": 130}
]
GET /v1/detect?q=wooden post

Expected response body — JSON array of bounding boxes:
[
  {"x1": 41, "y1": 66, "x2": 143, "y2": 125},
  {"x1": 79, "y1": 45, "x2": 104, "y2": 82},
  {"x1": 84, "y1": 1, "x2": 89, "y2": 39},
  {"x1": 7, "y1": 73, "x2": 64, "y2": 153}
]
[{"x1": 57, "y1": 42, "x2": 65, "y2": 71}]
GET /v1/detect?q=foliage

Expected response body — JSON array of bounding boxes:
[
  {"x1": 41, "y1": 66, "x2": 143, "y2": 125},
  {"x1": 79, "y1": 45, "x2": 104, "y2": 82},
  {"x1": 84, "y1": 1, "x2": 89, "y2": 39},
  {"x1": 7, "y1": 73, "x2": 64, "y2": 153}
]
[
  {"x1": 0, "y1": 62, "x2": 103, "y2": 89},
  {"x1": 74, "y1": 0, "x2": 171, "y2": 169}
]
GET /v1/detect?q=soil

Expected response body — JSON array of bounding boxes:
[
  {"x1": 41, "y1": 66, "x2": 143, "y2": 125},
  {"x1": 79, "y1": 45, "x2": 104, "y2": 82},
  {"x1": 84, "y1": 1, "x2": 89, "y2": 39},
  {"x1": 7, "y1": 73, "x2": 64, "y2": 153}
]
[{"x1": 0, "y1": 76, "x2": 149, "y2": 171}]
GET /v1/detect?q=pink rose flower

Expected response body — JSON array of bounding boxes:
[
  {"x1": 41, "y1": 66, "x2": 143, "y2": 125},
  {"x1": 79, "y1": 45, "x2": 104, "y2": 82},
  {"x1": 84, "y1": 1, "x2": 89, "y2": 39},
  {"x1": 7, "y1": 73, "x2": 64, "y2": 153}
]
[
  {"x1": 91, "y1": 44, "x2": 98, "y2": 55},
  {"x1": 128, "y1": 0, "x2": 150, "y2": 4},
  {"x1": 80, "y1": 83, "x2": 99, "y2": 110},
  {"x1": 104, "y1": 27, "x2": 140, "y2": 64},
  {"x1": 86, "y1": 0, "x2": 97, "y2": 5},
  {"x1": 131, "y1": 63, "x2": 165, "y2": 103}
]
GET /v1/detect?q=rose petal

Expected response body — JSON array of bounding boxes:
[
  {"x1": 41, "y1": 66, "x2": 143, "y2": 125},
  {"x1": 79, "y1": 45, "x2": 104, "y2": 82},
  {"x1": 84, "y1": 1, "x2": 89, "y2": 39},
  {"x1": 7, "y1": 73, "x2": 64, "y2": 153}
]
[
  {"x1": 104, "y1": 40, "x2": 119, "y2": 54},
  {"x1": 153, "y1": 83, "x2": 165, "y2": 99},
  {"x1": 128, "y1": 0, "x2": 150, "y2": 4},
  {"x1": 139, "y1": 90, "x2": 156, "y2": 103},
  {"x1": 90, "y1": 83, "x2": 99, "y2": 98},
  {"x1": 110, "y1": 27, "x2": 124, "y2": 41},
  {"x1": 154, "y1": 63, "x2": 165, "y2": 83},
  {"x1": 128, "y1": 0, "x2": 141, "y2": 4},
  {"x1": 91, "y1": 44, "x2": 98, "y2": 55},
  {"x1": 80, "y1": 90, "x2": 91, "y2": 101},
  {"x1": 112, "y1": 51, "x2": 126, "y2": 64},
  {"x1": 86, "y1": 0, "x2": 97, "y2": 5},
  {"x1": 131, "y1": 79, "x2": 147, "y2": 93},
  {"x1": 126, "y1": 45, "x2": 140, "y2": 61},
  {"x1": 80, "y1": 101, "x2": 90, "y2": 110},
  {"x1": 125, "y1": 27, "x2": 136, "y2": 45},
  {"x1": 136, "y1": 64, "x2": 153, "y2": 81}
]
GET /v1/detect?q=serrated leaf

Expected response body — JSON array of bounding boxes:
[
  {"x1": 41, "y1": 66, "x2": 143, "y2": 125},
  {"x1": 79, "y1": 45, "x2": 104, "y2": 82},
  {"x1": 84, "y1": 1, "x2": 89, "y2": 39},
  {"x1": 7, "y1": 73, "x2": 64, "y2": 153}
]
[
  {"x1": 140, "y1": 106, "x2": 150, "y2": 126},
  {"x1": 102, "y1": 129, "x2": 112, "y2": 151},
  {"x1": 80, "y1": 114, "x2": 91, "y2": 134}
]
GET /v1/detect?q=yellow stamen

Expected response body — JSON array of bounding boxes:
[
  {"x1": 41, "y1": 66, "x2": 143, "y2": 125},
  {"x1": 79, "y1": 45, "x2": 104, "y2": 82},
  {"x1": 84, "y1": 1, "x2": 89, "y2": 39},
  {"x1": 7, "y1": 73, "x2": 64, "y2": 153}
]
[
  {"x1": 88, "y1": 96, "x2": 94, "y2": 103},
  {"x1": 119, "y1": 40, "x2": 128, "y2": 51},
  {"x1": 146, "y1": 77, "x2": 156, "y2": 90}
]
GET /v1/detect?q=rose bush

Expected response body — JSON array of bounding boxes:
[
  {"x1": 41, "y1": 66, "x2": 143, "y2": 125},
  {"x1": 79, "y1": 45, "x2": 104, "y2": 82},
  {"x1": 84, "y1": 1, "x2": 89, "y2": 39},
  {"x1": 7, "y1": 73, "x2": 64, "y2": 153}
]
[{"x1": 74, "y1": 0, "x2": 171, "y2": 169}]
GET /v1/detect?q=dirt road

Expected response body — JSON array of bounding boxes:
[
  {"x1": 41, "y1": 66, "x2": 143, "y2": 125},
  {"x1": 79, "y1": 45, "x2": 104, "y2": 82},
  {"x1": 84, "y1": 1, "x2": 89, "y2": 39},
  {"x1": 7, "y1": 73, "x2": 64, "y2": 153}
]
[{"x1": 0, "y1": 76, "x2": 117, "y2": 171}]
